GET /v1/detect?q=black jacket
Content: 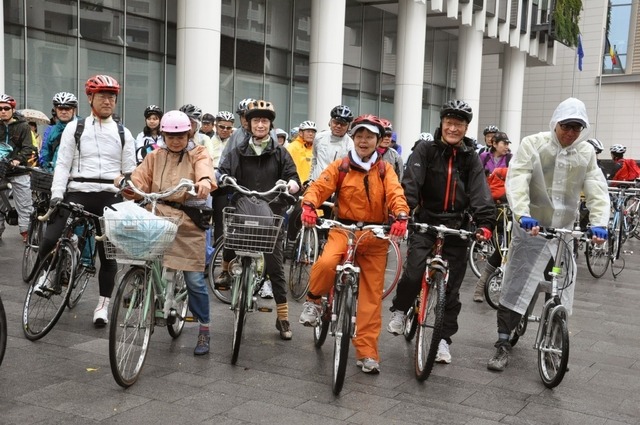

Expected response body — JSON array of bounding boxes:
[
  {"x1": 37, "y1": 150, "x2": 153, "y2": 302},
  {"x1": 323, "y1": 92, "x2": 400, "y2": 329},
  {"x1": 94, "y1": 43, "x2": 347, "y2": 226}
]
[
  {"x1": 217, "y1": 134, "x2": 300, "y2": 215},
  {"x1": 402, "y1": 128, "x2": 495, "y2": 232},
  {"x1": 1, "y1": 114, "x2": 35, "y2": 176}
]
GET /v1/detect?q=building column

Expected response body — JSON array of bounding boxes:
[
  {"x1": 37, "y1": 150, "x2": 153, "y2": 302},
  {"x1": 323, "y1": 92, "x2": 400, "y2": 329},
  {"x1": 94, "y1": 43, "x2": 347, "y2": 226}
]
[
  {"x1": 394, "y1": 0, "x2": 427, "y2": 159},
  {"x1": 308, "y1": 0, "x2": 346, "y2": 128},
  {"x1": 456, "y1": 23, "x2": 484, "y2": 139},
  {"x1": 176, "y1": 0, "x2": 221, "y2": 113},
  {"x1": 500, "y1": 47, "x2": 526, "y2": 148},
  {"x1": 0, "y1": 4, "x2": 4, "y2": 93}
]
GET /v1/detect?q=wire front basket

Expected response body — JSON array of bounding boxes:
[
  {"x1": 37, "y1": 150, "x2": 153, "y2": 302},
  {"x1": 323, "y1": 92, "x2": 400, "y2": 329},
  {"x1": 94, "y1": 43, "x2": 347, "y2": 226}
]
[
  {"x1": 30, "y1": 168, "x2": 53, "y2": 193},
  {"x1": 100, "y1": 216, "x2": 180, "y2": 262},
  {"x1": 223, "y1": 208, "x2": 283, "y2": 254}
]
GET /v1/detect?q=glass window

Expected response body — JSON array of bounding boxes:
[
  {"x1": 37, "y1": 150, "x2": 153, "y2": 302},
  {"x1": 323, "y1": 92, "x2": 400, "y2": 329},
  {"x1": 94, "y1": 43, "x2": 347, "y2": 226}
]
[
  {"x1": 291, "y1": 82, "x2": 308, "y2": 127},
  {"x1": 4, "y1": 26, "x2": 26, "y2": 105},
  {"x1": 27, "y1": 0, "x2": 78, "y2": 35},
  {"x1": 219, "y1": 66, "x2": 235, "y2": 114},
  {"x1": 221, "y1": 0, "x2": 236, "y2": 37},
  {"x1": 344, "y1": 3, "x2": 362, "y2": 67},
  {"x1": 382, "y1": 11, "x2": 397, "y2": 76},
  {"x1": 361, "y1": 69, "x2": 379, "y2": 95},
  {"x1": 236, "y1": 0, "x2": 265, "y2": 44},
  {"x1": 603, "y1": 0, "x2": 631, "y2": 74},
  {"x1": 293, "y1": 54, "x2": 309, "y2": 82},
  {"x1": 265, "y1": 47, "x2": 291, "y2": 78},
  {"x1": 235, "y1": 70, "x2": 264, "y2": 102},
  {"x1": 79, "y1": 39, "x2": 123, "y2": 117},
  {"x1": 126, "y1": 0, "x2": 165, "y2": 20},
  {"x1": 124, "y1": 51, "x2": 164, "y2": 136},
  {"x1": 221, "y1": 35, "x2": 235, "y2": 68},
  {"x1": 362, "y1": 7, "x2": 382, "y2": 71},
  {"x1": 266, "y1": 0, "x2": 292, "y2": 50},
  {"x1": 80, "y1": 3, "x2": 124, "y2": 46},
  {"x1": 343, "y1": 65, "x2": 361, "y2": 93},
  {"x1": 3, "y1": 0, "x2": 25, "y2": 25},
  {"x1": 265, "y1": 75, "x2": 290, "y2": 131},
  {"x1": 360, "y1": 92, "x2": 377, "y2": 115},
  {"x1": 236, "y1": 39, "x2": 265, "y2": 73},
  {"x1": 126, "y1": 15, "x2": 164, "y2": 52},
  {"x1": 293, "y1": 0, "x2": 311, "y2": 54}
]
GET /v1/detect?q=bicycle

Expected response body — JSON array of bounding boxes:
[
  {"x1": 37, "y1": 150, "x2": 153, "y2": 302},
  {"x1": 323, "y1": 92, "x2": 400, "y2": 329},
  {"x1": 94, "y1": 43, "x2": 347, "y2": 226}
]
[
  {"x1": 506, "y1": 227, "x2": 586, "y2": 388},
  {"x1": 0, "y1": 292, "x2": 6, "y2": 367},
  {"x1": 22, "y1": 167, "x2": 53, "y2": 282},
  {"x1": 21, "y1": 201, "x2": 98, "y2": 340},
  {"x1": 0, "y1": 159, "x2": 19, "y2": 230},
  {"x1": 101, "y1": 178, "x2": 195, "y2": 388},
  {"x1": 401, "y1": 222, "x2": 475, "y2": 381},
  {"x1": 483, "y1": 204, "x2": 513, "y2": 309},
  {"x1": 309, "y1": 218, "x2": 390, "y2": 395}
]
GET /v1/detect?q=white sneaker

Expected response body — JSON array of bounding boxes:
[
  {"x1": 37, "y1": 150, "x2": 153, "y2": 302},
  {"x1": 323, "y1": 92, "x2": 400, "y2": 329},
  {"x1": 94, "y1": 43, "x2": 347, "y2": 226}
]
[
  {"x1": 387, "y1": 310, "x2": 406, "y2": 335},
  {"x1": 299, "y1": 301, "x2": 322, "y2": 327},
  {"x1": 356, "y1": 358, "x2": 380, "y2": 374},
  {"x1": 259, "y1": 280, "x2": 274, "y2": 299},
  {"x1": 93, "y1": 296, "x2": 110, "y2": 326},
  {"x1": 435, "y1": 339, "x2": 451, "y2": 364},
  {"x1": 33, "y1": 274, "x2": 53, "y2": 297}
]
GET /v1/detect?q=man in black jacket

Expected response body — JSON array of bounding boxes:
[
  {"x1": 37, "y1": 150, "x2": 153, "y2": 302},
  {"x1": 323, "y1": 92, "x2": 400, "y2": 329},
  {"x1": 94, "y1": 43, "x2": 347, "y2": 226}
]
[
  {"x1": 216, "y1": 99, "x2": 301, "y2": 340},
  {"x1": 386, "y1": 100, "x2": 496, "y2": 364}
]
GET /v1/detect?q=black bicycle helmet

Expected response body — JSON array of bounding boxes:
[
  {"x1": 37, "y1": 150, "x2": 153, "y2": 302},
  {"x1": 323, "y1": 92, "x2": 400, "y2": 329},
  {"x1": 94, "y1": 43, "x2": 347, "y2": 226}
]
[
  {"x1": 440, "y1": 100, "x2": 473, "y2": 123},
  {"x1": 330, "y1": 105, "x2": 354, "y2": 123},
  {"x1": 144, "y1": 104, "x2": 163, "y2": 119},
  {"x1": 483, "y1": 124, "x2": 499, "y2": 135},
  {"x1": 179, "y1": 104, "x2": 203, "y2": 121}
]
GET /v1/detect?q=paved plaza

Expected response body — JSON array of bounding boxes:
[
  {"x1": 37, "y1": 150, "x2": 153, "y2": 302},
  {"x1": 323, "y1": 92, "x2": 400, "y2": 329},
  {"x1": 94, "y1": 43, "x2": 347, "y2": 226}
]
[{"x1": 1, "y1": 224, "x2": 639, "y2": 424}]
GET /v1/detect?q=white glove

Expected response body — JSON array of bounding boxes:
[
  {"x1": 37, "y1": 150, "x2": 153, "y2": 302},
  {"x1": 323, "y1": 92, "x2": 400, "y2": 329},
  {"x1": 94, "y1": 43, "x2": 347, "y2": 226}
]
[{"x1": 287, "y1": 179, "x2": 300, "y2": 194}]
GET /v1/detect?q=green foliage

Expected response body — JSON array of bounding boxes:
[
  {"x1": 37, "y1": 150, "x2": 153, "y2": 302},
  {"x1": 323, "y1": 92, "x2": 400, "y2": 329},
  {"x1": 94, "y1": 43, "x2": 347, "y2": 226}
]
[{"x1": 551, "y1": 0, "x2": 583, "y2": 47}]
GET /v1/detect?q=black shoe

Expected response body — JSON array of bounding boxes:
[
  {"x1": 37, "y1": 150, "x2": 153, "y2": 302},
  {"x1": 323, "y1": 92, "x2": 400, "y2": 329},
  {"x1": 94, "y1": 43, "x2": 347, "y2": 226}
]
[{"x1": 214, "y1": 271, "x2": 232, "y2": 290}]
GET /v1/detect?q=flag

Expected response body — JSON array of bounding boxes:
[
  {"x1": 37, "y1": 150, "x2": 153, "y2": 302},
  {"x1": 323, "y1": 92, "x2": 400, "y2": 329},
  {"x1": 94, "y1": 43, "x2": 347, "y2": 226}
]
[
  {"x1": 610, "y1": 44, "x2": 617, "y2": 65},
  {"x1": 577, "y1": 34, "x2": 584, "y2": 71}
]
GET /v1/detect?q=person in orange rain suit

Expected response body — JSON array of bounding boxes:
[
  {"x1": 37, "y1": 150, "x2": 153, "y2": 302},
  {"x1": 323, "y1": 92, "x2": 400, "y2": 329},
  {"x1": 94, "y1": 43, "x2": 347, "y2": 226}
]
[{"x1": 298, "y1": 114, "x2": 409, "y2": 374}]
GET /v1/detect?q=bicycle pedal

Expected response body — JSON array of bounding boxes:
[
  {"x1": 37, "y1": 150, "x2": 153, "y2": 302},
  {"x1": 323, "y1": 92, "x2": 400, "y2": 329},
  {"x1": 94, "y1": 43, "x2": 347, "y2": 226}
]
[
  {"x1": 257, "y1": 307, "x2": 273, "y2": 312},
  {"x1": 184, "y1": 316, "x2": 197, "y2": 322}
]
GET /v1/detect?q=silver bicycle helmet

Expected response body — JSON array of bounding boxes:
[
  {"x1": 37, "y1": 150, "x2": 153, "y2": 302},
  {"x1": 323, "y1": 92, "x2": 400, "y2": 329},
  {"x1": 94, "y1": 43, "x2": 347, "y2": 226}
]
[
  {"x1": 0, "y1": 94, "x2": 17, "y2": 108},
  {"x1": 483, "y1": 124, "x2": 499, "y2": 135},
  {"x1": 299, "y1": 120, "x2": 317, "y2": 131},
  {"x1": 216, "y1": 111, "x2": 235, "y2": 122},
  {"x1": 419, "y1": 132, "x2": 434, "y2": 142},
  {"x1": 610, "y1": 144, "x2": 626, "y2": 154},
  {"x1": 586, "y1": 138, "x2": 604, "y2": 154},
  {"x1": 179, "y1": 104, "x2": 203, "y2": 121},
  {"x1": 330, "y1": 105, "x2": 354, "y2": 122},
  {"x1": 52, "y1": 92, "x2": 78, "y2": 108},
  {"x1": 236, "y1": 98, "x2": 256, "y2": 115}
]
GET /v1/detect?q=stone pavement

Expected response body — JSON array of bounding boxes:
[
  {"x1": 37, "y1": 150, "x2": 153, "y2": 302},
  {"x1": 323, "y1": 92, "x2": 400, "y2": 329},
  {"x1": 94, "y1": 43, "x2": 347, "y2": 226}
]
[{"x1": 1, "y1": 224, "x2": 639, "y2": 424}]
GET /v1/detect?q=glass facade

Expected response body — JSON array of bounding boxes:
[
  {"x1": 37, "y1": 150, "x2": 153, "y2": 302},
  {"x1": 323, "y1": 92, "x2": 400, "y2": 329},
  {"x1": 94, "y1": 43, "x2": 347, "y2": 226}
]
[
  {"x1": 4, "y1": 0, "x2": 459, "y2": 135},
  {"x1": 603, "y1": 0, "x2": 631, "y2": 74}
]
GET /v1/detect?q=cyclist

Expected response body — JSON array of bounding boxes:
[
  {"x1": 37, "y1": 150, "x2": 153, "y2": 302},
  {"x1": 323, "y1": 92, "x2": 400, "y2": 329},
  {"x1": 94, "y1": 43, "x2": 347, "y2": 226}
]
[
  {"x1": 310, "y1": 105, "x2": 354, "y2": 181},
  {"x1": 210, "y1": 111, "x2": 234, "y2": 169},
  {"x1": 410, "y1": 132, "x2": 434, "y2": 152},
  {"x1": 116, "y1": 110, "x2": 215, "y2": 355},
  {"x1": 179, "y1": 104, "x2": 214, "y2": 160},
  {"x1": 378, "y1": 119, "x2": 403, "y2": 180},
  {"x1": 579, "y1": 138, "x2": 606, "y2": 230},
  {"x1": 478, "y1": 124, "x2": 499, "y2": 155},
  {"x1": 486, "y1": 97, "x2": 609, "y2": 372},
  {"x1": 216, "y1": 100, "x2": 301, "y2": 340},
  {"x1": 0, "y1": 93, "x2": 35, "y2": 243},
  {"x1": 135, "y1": 105, "x2": 164, "y2": 165},
  {"x1": 386, "y1": 100, "x2": 495, "y2": 365},
  {"x1": 200, "y1": 113, "x2": 216, "y2": 138},
  {"x1": 390, "y1": 132, "x2": 402, "y2": 155},
  {"x1": 298, "y1": 114, "x2": 409, "y2": 374},
  {"x1": 275, "y1": 128, "x2": 288, "y2": 146},
  {"x1": 39, "y1": 93, "x2": 79, "y2": 173},
  {"x1": 36, "y1": 75, "x2": 136, "y2": 326},
  {"x1": 479, "y1": 132, "x2": 512, "y2": 176},
  {"x1": 609, "y1": 144, "x2": 640, "y2": 182},
  {"x1": 217, "y1": 98, "x2": 256, "y2": 168}
]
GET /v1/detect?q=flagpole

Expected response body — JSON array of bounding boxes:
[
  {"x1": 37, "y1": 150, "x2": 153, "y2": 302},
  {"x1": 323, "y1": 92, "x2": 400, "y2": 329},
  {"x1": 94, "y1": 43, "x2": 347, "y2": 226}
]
[{"x1": 595, "y1": 24, "x2": 607, "y2": 139}]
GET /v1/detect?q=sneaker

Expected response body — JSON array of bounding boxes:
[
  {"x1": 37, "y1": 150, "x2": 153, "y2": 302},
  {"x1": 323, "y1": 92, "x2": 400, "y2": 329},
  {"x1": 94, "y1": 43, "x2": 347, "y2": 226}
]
[
  {"x1": 214, "y1": 271, "x2": 232, "y2": 290},
  {"x1": 194, "y1": 332, "x2": 210, "y2": 355},
  {"x1": 299, "y1": 301, "x2": 322, "y2": 327},
  {"x1": 487, "y1": 344, "x2": 510, "y2": 371},
  {"x1": 275, "y1": 318, "x2": 293, "y2": 340},
  {"x1": 435, "y1": 339, "x2": 451, "y2": 364},
  {"x1": 21, "y1": 231, "x2": 28, "y2": 243},
  {"x1": 356, "y1": 358, "x2": 380, "y2": 374},
  {"x1": 387, "y1": 310, "x2": 406, "y2": 335},
  {"x1": 259, "y1": 280, "x2": 274, "y2": 299},
  {"x1": 33, "y1": 274, "x2": 54, "y2": 297},
  {"x1": 93, "y1": 296, "x2": 110, "y2": 326}
]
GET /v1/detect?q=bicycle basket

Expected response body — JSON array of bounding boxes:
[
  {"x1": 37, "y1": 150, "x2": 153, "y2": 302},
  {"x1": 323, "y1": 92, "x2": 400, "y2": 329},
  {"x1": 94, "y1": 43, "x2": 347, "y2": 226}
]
[
  {"x1": 30, "y1": 168, "x2": 53, "y2": 193},
  {"x1": 223, "y1": 207, "x2": 283, "y2": 254}
]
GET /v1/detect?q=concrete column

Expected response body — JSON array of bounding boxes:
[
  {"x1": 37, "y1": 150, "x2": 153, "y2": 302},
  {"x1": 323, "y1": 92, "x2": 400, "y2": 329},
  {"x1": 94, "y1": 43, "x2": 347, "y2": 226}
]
[
  {"x1": 176, "y1": 0, "x2": 221, "y2": 112},
  {"x1": 500, "y1": 46, "x2": 526, "y2": 149},
  {"x1": 0, "y1": 5, "x2": 4, "y2": 93},
  {"x1": 456, "y1": 23, "x2": 484, "y2": 139},
  {"x1": 394, "y1": 0, "x2": 427, "y2": 160},
  {"x1": 308, "y1": 0, "x2": 346, "y2": 128}
]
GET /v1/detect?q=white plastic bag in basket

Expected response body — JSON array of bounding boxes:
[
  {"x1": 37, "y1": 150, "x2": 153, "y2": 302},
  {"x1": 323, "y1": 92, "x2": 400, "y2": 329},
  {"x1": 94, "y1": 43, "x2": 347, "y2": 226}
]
[{"x1": 103, "y1": 201, "x2": 178, "y2": 259}]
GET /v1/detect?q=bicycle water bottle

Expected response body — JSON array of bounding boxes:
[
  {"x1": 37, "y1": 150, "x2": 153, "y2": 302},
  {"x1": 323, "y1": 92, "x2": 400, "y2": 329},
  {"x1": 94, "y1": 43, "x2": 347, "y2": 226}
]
[{"x1": 70, "y1": 234, "x2": 81, "y2": 259}]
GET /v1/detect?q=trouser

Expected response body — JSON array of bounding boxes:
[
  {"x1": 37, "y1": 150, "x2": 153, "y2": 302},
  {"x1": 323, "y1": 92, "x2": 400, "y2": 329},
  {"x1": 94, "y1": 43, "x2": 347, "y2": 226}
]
[
  {"x1": 391, "y1": 231, "x2": 468, "y2": 344},
  {"x1": 8, "y1": 174, "x2": 33, "y2": 232},
  {"x1": 212, "y1": 187, "x2": 230, "y2": 243},
  {"x1": 184, "y1": 271, "x2": 210, "y2": 324},
  {"x1": 308, "y1": 229, "x2": 389, "y2": 361},
  {"x1": 39, "y1": 191, "x2": 120, "y2": 298}
]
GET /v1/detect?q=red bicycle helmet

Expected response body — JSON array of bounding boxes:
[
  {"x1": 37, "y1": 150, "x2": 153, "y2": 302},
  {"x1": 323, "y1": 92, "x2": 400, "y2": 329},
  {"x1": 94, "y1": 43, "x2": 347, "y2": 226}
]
[
  {"x1": 0, "y1": 94, "x2": 17, "y2": 109},
  {"x1": 85, "y1": 75, "x2": 121, "y2": 95},
  {"x1": 350, "y1": 114, "x2": 385, "y2": 137}
]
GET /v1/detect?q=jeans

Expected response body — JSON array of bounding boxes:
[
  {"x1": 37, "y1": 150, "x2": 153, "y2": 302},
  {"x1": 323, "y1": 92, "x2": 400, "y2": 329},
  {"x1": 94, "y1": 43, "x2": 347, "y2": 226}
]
[{"x1": 184, "y1": 271, "x2": 210, "y2": 324}]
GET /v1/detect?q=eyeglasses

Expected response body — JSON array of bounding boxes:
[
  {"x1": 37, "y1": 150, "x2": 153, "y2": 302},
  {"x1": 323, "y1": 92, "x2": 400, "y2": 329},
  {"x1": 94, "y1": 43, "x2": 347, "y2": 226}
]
[
  {"x1": 0, "y1": 106, "x2": 13, "y2": 111},
  {"x1": 442, "y1": 119, "x2": 467, "y2": 130},
  {"x1": 559, "y1": 123, "x2": 584, "y2": 133},
  {"x1": 94, "y1": 93, "x2": 117, "y2": 102},
  {"x1": 56, "y1": 106, "x2": 73, "y2": 111},
  {"x1": 251, "y1": 118, "x2": 271, "y2": 125},
  {"x1": 331, "y1": 120, "x2": 349, "y2": 127},
  {"x1": 217, "y1": 124, "x2": 233, "y2": 130}
]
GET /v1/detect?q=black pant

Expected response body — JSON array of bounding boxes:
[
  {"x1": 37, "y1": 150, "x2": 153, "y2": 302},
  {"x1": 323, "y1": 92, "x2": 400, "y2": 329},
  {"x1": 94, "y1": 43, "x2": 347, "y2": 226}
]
[
  {"x1": 391, "y1": 231, "x2": 468, "y2": 344},
  {"x1": 39, "y1": 191, "x2": 120, "y2": 298},
  {"x1": 212, "y1": 188, "x2": 231, "y2": 242}
]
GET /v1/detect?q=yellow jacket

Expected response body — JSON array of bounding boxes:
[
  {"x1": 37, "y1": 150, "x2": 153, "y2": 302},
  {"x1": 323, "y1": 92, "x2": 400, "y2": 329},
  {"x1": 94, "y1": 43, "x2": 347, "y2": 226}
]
[{"x1": 286, "y1": 136, "x2": 313, "y2": 183}]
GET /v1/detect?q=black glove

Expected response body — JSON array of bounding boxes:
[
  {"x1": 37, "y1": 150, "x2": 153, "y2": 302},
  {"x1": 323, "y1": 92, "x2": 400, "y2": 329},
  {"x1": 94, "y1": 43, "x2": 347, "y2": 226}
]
[{"x1": 50, "y1": 197, "x2": 62, "y2": 209}]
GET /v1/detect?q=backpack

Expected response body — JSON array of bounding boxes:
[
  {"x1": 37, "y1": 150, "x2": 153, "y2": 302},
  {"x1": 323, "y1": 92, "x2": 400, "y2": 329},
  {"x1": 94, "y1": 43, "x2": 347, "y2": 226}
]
[
  {"x1": 614, "y1": 158, "x2": 640, "y2": 182},
  {"x1": 487, "y1": 167, "x2": 508, "y2": 202}
]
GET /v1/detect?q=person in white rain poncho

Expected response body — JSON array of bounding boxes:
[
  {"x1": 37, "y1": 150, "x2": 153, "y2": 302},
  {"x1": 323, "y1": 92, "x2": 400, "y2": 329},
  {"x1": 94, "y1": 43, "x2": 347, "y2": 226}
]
[{"x1": 487, "y1": 97, "x2": 610, "y2": 372}]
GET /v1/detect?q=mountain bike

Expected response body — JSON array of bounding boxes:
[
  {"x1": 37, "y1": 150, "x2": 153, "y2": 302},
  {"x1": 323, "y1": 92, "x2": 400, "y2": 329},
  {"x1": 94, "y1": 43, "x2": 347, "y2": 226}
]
[
  {"x1": 310, "y1": 218, "x2": 389, "y2": 395},
  {"x1": 101, "y1": 178, "x2": 195, "y2": 388},
  {"x1": 22, "y1": 168, "x2": 52, "y2": 282},
  {"x1": 22, "y1": 201, "x2": 98, "y2": 340},
  {"x1": 0, "y1": 293, "x2": 6, "y2": 367},
  {"x1": 402, "y1": 222, "x2": 475, "y2": 381}
]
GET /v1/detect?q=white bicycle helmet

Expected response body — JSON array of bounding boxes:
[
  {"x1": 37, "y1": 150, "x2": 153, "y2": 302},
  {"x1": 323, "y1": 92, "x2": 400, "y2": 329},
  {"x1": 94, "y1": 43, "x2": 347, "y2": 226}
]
[
  {"x1": 236, "y1": 98, "x2": 256, "y2": 115},
  {"x1": 52, "y1": 92, "x2": 78, "y2": 108},
  {"x1": 216, "y1": 111, "x2": 235, "y2": 122},
  {"x1": 483, "y1": 125, "x2": 499, "y2": 135},
  {"x1": 610, "y1": 144, "x2": 626, "y2": 154},
  {"x1": 299, "y1": 120, "x2": 317, "y2": 131},
  {"x1": 586, "y1": 138, "x2": 604, "y2": 154},
  {"x1": 419, "y1": 132, "x2": 434, "y2": 142}
]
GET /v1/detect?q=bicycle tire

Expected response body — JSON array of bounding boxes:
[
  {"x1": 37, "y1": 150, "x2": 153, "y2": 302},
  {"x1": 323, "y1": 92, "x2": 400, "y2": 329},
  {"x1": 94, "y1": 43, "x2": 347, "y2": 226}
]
[
  {"x1": 109, "y1": 266, "x2": 154, "y2": 388},
  {"x1": 0, "y1": 297, "x2": 6, "y2": 367},
  {"x1": 615, "y1": 211, "x2": 625, "y2": 260},
  {"x1": 403, "y1": 300, "x2": 418, "y2": 342},
  {"x1": 332, "y1": 289, "x2": 352, "y2": 395},
  {"x1": 468, "y1": 240, "x2": 494, "y2": 278},
  {"x1": 585, "y1": 239, "x2": 610, "y2": 278},
  {"x1": 231, "y1": 258, "x2": 251, "y2": 365},
  {"x1": 414, "y1": 273, "x2": 445, "y2": 381},
  {"x1": 382, "y1": 240, "x2": 402, "y2": 300},
  {"x1": 207, "y1": 237, "x2": 230, "y2": 304},
  {"x1": 484, "y1": 268, "x2": 502, "y2": 310},
  {"x1": 168, "y1": 270, "x2": 189, "y2": 338},
  {"x1": 22, "y1": 218, "x2": 44, "y2": 283},
  {"x1": 67, "y1": 265, "x2": 92, "y2": 309},
  {"x1": 288, "y1": 227, "x2": 318, "y2": 300},
  {"x1": 537, "y1": 309, "x2": 570, "y2": 388},
  {"x1": 22, "y1": 244, "x2": 76, "y2": 341},
  {"x1": 313, "y1": 296, "x2": 330, "y2": 348}
]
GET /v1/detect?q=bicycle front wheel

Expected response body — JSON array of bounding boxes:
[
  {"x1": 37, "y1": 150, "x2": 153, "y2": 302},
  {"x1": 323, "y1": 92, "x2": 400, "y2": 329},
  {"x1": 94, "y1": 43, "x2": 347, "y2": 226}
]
[
  {"x1": 615, "y1": 213, "x2": 625, "y2": 260},
  {"x1": 468, "y1": 240, "x2": 494, "y2": 278},
  {"x1": 414, "y1": 273, "x2": 445, "y2": 381},
  {"x1": 403, "y1": 300, "x2": 418, "y2": 342},
  {"x1": 67, "y1": 265, "x2": 93, "y2": 309},
  {"x1": 0, "y1": 297, "x2": 6, "y2": 367},
  {"x1": 22, "y1": 218, "x2": 44, "y2": 283},
  {"x1": 484, "y1": 269, "x2": 503, "y2": 310},
  {"x1": 332, "y1": 289, "x2": 353, "y2": 395},
  {"x1": 168, "y1": 270, "x2": 189, "y2": 338},
  {"x1": 109, "y1": 266, "x2": 154, "y2": 388},
  {"x1": 231, "y1": 259, "x2": 251, "y2": 365},
  {"x1": 288, "y1": 227, "x2": 318, "y2": 300},
  {"x1": 382, "y1": 240, "x2": 402, "y2": 300},
  {"x1": 585, "y1": 239, "x2": 610, "y2": 278},
  {"x1": 22, "y1": 243, "x2": 76, "y2": 341},
  {"x1": 207, "y1": 237, "x2": 231, "y2": 304},
  {"x1": 537, "y1": 309, "x2": 570, "y2": 388},
  {"x1": 313, "y1": 296, "x2": 330, "y2": 348}
]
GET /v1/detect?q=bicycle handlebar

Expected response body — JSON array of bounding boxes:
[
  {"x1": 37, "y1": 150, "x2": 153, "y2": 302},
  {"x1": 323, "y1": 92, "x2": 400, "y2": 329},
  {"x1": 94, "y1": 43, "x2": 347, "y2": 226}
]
[
  {"x1": 537, "y1": 226, "x2": 588, "y2": 241},
  {"x1": 409, "y1": 222, "x2": 475, "y2": 239},
  {"x1": 316, "y1": 217, "x2": 390, "y2": 239},
  {"x1": 38, "y1": 200, "x2": 100, "y2": 222},
  {"x1": 220, "y1": 176, "x2": 297, "y2": 204},
  {"x1": 124, "y1": 178, "x2": 197, "y2": 202}
]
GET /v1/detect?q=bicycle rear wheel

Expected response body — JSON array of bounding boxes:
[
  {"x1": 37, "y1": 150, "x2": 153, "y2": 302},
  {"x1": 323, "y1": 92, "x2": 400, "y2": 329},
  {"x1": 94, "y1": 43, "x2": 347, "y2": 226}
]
[
  {"x1": 614, "y1": 213, "x2": 625, "y2": 260},
  {"x1": 468, "y1": 240, "x2": 494, "y2": 278},
  {"x1": 382, "y1": 240, "x2": 402, "y2": 300},
  {"x1": 313, "y1": 296, "x2": 330, "y2": 348},
  {"x1": 67, "y1": 265, "x2": 93, "y2": 310},
  {"x1": 538, "y1": 310, "x2": 570, "y2": 388},
  {"x1": 332, "y1": 288, "x2": 353, "y2": 395},
  {"x1": 585, "y1": 238, "x2": 610, "y2": 278},
  {"x1": 414, "y1": 273, "x2": 445, "y2": 381},
  {"x1": 0, "y1": 297, "x2": 6, "y2": 367},
  {"x1": 288, "y1": 227, "x2": 318, "y2": 300},
  {"x1": 22, "y1": 218, "x2": 44, "y2": 283},
  {"x1": 484, "y1": 269, "x2": 502, "y2": 310},
  {"x1": 403, "y1": 300, "x2": 418, "y2": 342},
  {"x1": 168, "y1": 270, "x2": 189, "y2": 338},
  {"x1": 208, "y1": 237, "x2": 231, "y2": 304},
  {"x1": 22, "y1": 244, "x2": 76, "y2": 341},
  {"x1": 109, "y1": 266, "x2": 154, "y2": 388},
  {"x1": 231, "y1": 259, "x2": 251, "y2": 365}
]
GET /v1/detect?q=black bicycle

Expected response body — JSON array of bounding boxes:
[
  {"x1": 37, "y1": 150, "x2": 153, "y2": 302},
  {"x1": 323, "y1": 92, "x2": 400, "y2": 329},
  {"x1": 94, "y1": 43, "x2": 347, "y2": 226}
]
[{"x1": 0, "y1": 293, "x2": 6, "y2": 367}]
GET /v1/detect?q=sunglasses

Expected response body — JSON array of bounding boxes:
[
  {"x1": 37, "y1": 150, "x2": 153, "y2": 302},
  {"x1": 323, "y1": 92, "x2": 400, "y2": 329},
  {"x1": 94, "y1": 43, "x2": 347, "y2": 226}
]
[
  {"x1": 559, "y1": 123, "x2": 584, "y2": 133},
  {"x1": 56, "y1": 106, "x2": 73, "y2": 111},
  {"x1": 217, "y1": 125, "x2": 233, "y2": 130},
  {"x1": 0, "y1": 106, "x2": 13, "y2": 111}
]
